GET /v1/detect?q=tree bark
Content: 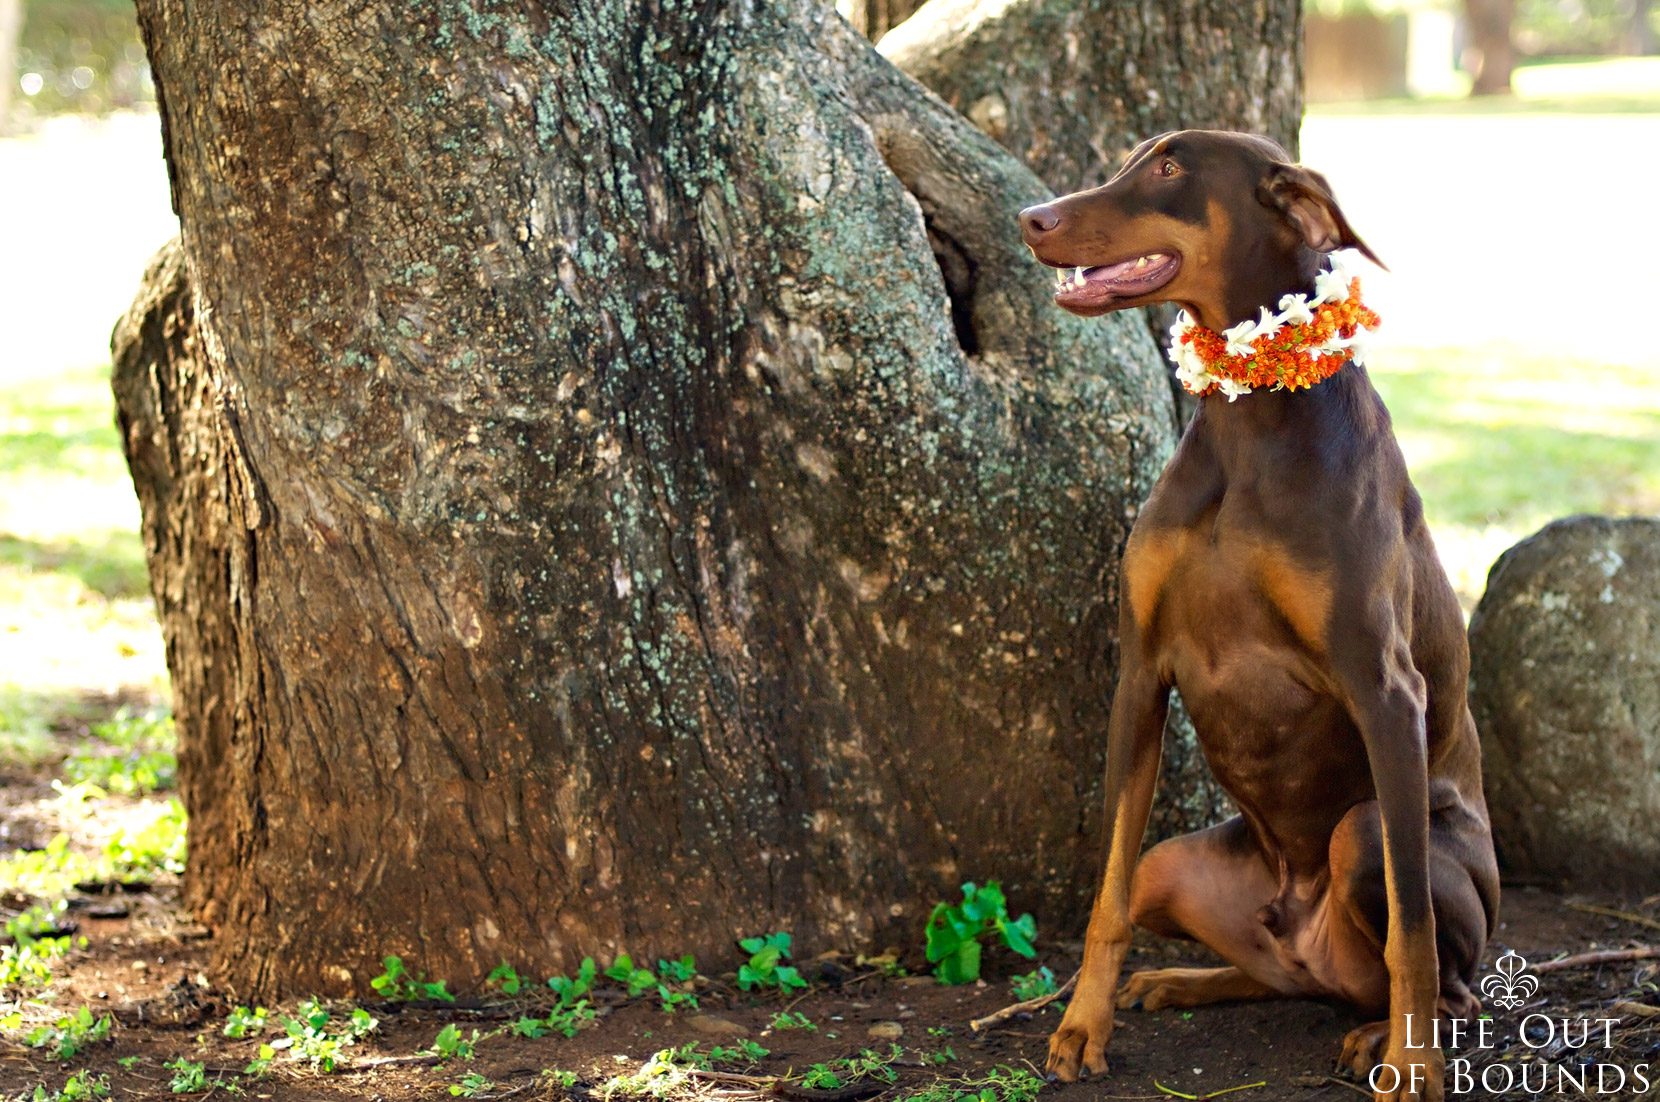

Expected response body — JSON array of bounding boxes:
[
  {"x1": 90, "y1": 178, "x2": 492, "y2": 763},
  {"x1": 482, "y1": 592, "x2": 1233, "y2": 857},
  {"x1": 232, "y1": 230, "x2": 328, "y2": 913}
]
[
  {"x1": 117, "y1": 0, "x2": 1181, "y2": 998},
  {"x1": 878, "y1": 0, "x2": 1304, "y2": 195}
]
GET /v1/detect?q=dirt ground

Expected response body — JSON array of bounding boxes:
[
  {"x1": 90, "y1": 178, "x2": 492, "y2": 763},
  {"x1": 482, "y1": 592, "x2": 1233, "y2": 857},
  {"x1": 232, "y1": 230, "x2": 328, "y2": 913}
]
[{"x1": 5, "y1": 812, "x2": 1659, "y2": 1102}]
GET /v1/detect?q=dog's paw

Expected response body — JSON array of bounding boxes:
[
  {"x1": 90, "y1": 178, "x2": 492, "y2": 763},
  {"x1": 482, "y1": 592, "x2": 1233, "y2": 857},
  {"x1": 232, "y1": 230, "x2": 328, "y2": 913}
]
[
  {"x1": 1045, "y1": 991, "x2": 1115, "y2": 1081},
  {"x1": 1339, "y1": 1020, "x2": 1390, "y2": 1077},
  {"x1": 1339, "y1": 1023, "x2": 1444, "y2": 1102},
  {"x1": 1116, "y1": 968, "x2": 1181, "y2": 1011}
]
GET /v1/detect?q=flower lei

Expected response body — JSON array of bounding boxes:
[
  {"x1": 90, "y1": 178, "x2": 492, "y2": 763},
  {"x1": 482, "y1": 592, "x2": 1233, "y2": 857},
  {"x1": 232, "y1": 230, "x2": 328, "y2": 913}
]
[{"x1": 1167, "y1": 255, "x2": 1381, "y2": 400}]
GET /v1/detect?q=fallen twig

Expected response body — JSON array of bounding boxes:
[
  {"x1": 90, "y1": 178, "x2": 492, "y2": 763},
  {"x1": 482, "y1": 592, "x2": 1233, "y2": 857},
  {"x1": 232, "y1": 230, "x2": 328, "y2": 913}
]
[
  {"x1": 1152, "y1": 1079, "x2": 1267, "y2": 1100},
  {"x1": 1532, "y1": 947, "x2": 1660, "y2": 974},
  {"x1": 334, "y1": 1053, "x2": 444, "y2": 1073},
  {"x1": 1564, "y1": 902, "x2": 1660, "y2": 934},
  {"x1": 1610, "y1": 1000, "x2": 1660, "y2": 1019},
  {"x1": 968, "y1": 969, "x2": 1077, "y2": 1032}
]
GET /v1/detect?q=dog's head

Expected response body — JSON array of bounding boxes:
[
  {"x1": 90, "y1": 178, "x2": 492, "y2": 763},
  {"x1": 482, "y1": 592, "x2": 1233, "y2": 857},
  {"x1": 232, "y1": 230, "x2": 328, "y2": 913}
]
[{"x1": 1017, "y1": 130, "x2": 1378, "y2": 329}]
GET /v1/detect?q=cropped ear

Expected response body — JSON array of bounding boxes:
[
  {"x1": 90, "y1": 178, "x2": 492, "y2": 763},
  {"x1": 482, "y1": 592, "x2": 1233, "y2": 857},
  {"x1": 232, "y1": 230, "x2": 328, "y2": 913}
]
[{"x1": 1258, "y1": 162, "x2": 1384, "y2": 268}]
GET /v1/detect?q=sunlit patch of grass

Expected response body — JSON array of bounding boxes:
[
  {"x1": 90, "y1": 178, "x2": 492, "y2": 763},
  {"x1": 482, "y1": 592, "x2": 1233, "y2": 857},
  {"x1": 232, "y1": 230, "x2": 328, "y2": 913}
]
[
  {"x1": 0, "y1": 362, "x2": 165, "y2": 707},
  {"x1": 1373, "y1": 342, "x2": 1660, "y2": 609}
]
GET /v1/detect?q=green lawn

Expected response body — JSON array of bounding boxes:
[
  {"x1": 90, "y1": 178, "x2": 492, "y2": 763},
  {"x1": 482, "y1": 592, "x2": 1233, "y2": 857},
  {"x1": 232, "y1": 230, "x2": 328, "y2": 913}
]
[{"x1": 1371, "y1": 343, "x2": 1660, "y2": 609}]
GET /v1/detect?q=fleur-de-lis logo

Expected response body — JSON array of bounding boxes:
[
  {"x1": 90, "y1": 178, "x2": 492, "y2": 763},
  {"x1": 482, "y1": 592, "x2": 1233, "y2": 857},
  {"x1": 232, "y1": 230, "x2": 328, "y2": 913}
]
[{"x1": 1479, "y1": 950, "x2": 1539, "y2": 1011}]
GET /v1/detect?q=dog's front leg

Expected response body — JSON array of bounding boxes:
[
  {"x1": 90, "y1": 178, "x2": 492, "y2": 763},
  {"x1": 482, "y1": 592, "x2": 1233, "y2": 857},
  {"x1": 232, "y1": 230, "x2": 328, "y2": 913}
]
[
  {"x1": 1046, "y1": 638, "x2": 1168, "y2": 1082},
  {"x1": 1338, "y1": 635, "x2": 1443, "y2": 1102}
]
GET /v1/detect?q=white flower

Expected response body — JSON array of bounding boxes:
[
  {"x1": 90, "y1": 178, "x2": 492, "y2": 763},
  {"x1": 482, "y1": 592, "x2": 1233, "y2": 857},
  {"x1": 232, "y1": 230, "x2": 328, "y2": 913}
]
[
  {"x1": 1168, "y1": 309, "x2": 1193, "y2": 346},
  {"x1": 1332, "y1": 326, "x2": 1375, "y2": 367},
  {"x1": 1251, "y1": 306, "x2": 1283, "y2": 343},
  {"x1": 1217, "y1": 376, "x2": 1252, "y2": 401},
  {"x1": 1222, "y1": 317, "x2": 1260, "y2": 357},
  {"x1": 1168, "y1": 341, "x2": 1212, "y2": 393},
  {"x1": 1277, "y1": 293, "x2": 1315, "y2": 325},
  {"x1": 1312, "y1": 265, "x2": 1350, "y2": 305}
]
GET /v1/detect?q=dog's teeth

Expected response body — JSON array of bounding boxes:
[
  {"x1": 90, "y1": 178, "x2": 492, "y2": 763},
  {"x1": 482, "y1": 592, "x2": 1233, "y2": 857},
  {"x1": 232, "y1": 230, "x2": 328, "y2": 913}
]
[
  {"x1": 1075, "y1": 266, "x2": 1087, "y2": 281},
  {"x1": 1135, "y1": 256, "x2": 1148, "y2": 269}
]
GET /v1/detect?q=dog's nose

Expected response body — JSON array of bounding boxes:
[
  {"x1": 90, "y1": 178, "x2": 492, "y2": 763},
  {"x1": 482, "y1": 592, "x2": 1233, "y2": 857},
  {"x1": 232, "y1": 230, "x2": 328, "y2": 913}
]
[{"x1": 1019, "y1": 203, "x2": 1061, "y2": 242}]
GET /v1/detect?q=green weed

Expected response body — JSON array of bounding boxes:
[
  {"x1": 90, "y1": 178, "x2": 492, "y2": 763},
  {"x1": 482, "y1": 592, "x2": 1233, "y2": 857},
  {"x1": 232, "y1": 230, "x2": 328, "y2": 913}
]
[
  {"x1": 450, "y1": 1071, "x2": 496, "y2": 1097},
  {"x1": 61, "y1": 709, "x2": 176, "y2": 796},
  {"x1": 369, "y1": 954, "x2": 456, "y2": 1002},
  {"x1": 0, "y1": 834, "x2": 91, "y2": 898},
  {"x1": 600, "y1": 1042, "x2": 770, "y2": 1099},
  {"x1": 164, "y1": 1057, "x2": 208, "y2": 1093},
  {"x1": 799, "y1": 1045, "x2": 902, "y2": 1090},
  {"x1": 104, "y1": 798, "x2": 187, "y2": 876},
  {"x1": 736, "y1": 932, "x2": 807, "y2": 992},
  {"x1": 243, "y1": 1043, "x2": 277, "y2": 1077},
  {"x1": 547, "y1": 956, "x2": 598, "y2": 1006},
  {"x1": 23, "y1": 1070, "x2": 111, "y2": 1102},
  {"x1": 924, "y1": 882, "x2": 1036, "y2": 985},
  {"x1": 223, "y1": 1005, "x2": 268, "y2": 1038},
  {"x1": 25, "y1": 1006, "x2": 113, "y2": 1061},
  {"x1": 654, "y1": 954, "x2": 700, "y2": 1012},
  {"x1": 278, "y1": 998, "x2": 376, "y2": 1072},
  {"x1": 921, "y1": 1043, "x2": 956, "y2": 1066},
  {"x1": 1, "y1": 932, "x2": 74, "y2": 989},
  {"x1": 5, "y1": 899, "x2": 67, "y2": 941},
  {"x1": 898, "y1": 1066, "x2": 1045, "y2": 1102},
  {"x1": 768, "y1": 1009, "x2": 816, "y2": 1031},
  {"x1": 429, "y1": 1022, "x2": 482, "y2": 1061},
  {"x1": 605, "y1": 953, "x2": 658, "y2": 996},
  {"x1": 516, "y1": 998, "x2": 597, "y2": 1038},
  {"x1": 486, "y1": 961, "x2": 522, "y2": 995},
  {"x1": 656, "y1": 954, "x2": 696, "y2": 983},
  {"x1": 1010, "y1": 965, "x2": 1057, "y2": 1001}
]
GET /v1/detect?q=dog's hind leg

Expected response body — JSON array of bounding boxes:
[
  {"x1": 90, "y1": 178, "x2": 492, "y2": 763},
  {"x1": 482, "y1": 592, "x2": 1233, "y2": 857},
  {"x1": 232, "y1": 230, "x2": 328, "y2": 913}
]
[
  {"x1": 1116, "y1": 966, "x2": 1282, "y2": 1010},
  {"x1": 1126, "y1": 817, "x2": 1316, "y2": 1000}
]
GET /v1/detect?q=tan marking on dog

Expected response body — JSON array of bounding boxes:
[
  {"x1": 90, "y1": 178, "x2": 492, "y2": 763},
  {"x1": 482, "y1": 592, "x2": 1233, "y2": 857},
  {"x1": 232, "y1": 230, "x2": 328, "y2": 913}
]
[
  {"x1": 1253, "y1": 544, "x2": 1333, "y2": 650},
  {"x1": 1124, "y1": 530, "x2": 1189, "y2": 630}
]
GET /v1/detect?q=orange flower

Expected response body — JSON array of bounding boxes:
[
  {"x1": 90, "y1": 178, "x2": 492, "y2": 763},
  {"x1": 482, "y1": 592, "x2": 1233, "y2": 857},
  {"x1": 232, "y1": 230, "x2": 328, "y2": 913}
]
[{"x1": 1172, "y1": 278, "x2": 1381, "y2": 399}]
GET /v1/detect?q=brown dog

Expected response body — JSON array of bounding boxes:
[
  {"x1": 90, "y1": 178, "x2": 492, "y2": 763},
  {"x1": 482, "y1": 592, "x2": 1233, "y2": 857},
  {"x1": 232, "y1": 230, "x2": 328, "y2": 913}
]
[{"x1": 1017, "y1": 131, "x2": 1498, "y2": 1102}]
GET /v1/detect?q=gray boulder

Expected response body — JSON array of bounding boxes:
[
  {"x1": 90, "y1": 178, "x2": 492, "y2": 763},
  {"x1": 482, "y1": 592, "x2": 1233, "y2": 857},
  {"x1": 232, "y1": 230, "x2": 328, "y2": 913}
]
[{"x1": 1470, "y1": 515, "x2": 1660, "y2": 893}]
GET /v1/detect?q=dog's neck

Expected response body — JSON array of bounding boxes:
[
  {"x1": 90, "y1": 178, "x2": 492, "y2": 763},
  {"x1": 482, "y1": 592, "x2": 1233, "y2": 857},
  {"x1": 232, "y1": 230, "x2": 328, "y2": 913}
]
[{"x1": 1194, "y1": 361, "x2": 1389, "y2": 486}]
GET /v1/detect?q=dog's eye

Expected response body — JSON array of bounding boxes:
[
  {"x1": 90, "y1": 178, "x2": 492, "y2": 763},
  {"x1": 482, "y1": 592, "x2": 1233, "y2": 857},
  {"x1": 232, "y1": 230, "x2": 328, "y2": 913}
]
[{"x1": 1158, "y1": 159, "x2": 1179, "y2": 178}]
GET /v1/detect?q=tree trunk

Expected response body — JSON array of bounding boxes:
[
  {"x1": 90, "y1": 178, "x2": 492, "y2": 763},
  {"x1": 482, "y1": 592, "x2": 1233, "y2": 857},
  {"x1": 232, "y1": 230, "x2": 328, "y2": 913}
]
[
  {"x1": 1626, "y1": 0, "x2": 1657, "y2": 56},
  {"x1": 1464, "y1": 0, "x2": 1515, "y2": 96},
  {"x1": 838, "y1": 0, "x2": 929, "y2": 42},
  {"x1": 878, "y1": 0, "x2": 1304, "y2": 195},
  {"x1": 117, "y1": 0, "x2": 1181, "y2": 998}
]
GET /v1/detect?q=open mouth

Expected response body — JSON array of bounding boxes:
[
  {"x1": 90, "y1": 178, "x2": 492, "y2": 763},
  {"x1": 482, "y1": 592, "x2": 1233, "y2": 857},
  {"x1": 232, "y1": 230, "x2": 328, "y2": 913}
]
[{"x1": 1050, "y1": 252, "x2": 1181, "y2": 313}]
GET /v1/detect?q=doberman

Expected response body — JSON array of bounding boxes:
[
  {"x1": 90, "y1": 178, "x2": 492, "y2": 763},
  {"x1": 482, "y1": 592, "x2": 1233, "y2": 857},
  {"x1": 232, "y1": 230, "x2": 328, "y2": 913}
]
[{"x1": 1017, "y1": 131, "x2": 1499, "y2": 1102}]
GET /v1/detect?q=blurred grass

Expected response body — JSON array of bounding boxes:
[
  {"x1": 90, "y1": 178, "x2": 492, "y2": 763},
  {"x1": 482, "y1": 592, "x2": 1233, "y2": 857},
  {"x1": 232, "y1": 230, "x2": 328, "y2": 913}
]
[
  {"x1": 1372, "y1": 343, "x2": 1660, "y2": 609},
  {"x1": 0, "y1": 362, "x2": 166, "y2": 729},
  {"x1": 1313, "y1": 56, "x2": 1660, "y2": 114}
]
